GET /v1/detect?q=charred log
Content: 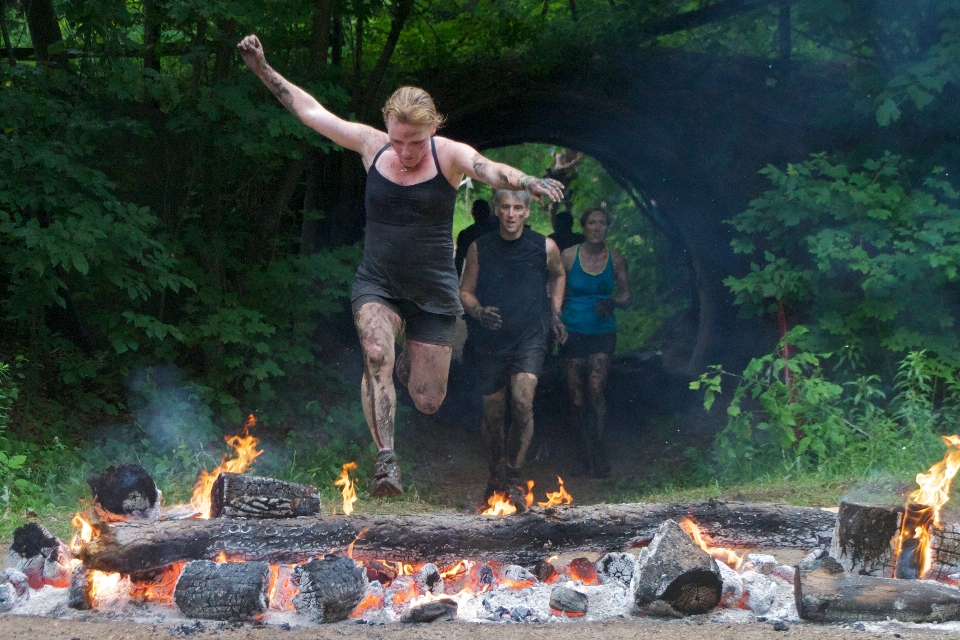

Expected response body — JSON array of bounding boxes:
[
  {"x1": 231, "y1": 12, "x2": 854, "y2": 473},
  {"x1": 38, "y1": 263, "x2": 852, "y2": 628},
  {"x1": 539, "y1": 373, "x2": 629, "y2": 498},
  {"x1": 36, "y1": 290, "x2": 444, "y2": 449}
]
[
  {"x1": 550, "y1": 586, "x2": 588, "y2": 616},
  {"x1": 9, "y1": 522, "x2": 72, "y2": 589},
  {"x1": 292, "y1": 555, "x2": 367, "y2": 623},
  {"x1": 88, "y1": 463, "x2": 160, "y2": 521},
  {"x1": 68, "y1": 565, "x2": 94, "y2": 611},
  {"x1": 79, "y1": 500, "x2": 835, "y2": 575},
  {"x1": 403, "y1": 598, "x2": 458, "y2": 622},
  {"x1": 631, "y1": 519, "x2": 723, "y2": 617},
  {"x1": 173, "y1": 560, "x2": 271, "y2": 621},
  {"x1": 795, "y1": 565, "x2": 960, "y2": 622},
  {"x1": 829, "y1": 501, "x2": 902, "y2": 577},
  {"x1": 210, "y1": 472, "x2": 322, "y2": 519}
]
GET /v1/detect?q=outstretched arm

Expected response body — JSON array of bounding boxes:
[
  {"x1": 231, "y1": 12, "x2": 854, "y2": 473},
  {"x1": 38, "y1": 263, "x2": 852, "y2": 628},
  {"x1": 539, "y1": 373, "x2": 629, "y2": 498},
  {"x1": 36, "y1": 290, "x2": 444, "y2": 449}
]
[
  {"x1": 237, "y1": 35, "x2": 382, "y2": 158},
  {"x1": 445, "y1": 141, "x2": 565, "y2": 204}
]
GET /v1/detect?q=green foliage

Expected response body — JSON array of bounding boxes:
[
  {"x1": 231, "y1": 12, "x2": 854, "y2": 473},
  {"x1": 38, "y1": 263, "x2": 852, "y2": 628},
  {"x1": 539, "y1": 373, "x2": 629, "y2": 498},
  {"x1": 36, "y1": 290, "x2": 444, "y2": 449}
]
[
  {"x1": 726, "y1": 152, "x2": 960, "y2": 366},
  {"x1": 693, "y1": 329, "x2": 957, "y2": 480}
]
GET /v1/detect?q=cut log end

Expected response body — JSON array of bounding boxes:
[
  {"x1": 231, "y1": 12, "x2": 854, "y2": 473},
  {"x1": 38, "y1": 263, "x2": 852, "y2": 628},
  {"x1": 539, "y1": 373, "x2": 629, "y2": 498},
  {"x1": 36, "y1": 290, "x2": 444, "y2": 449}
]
[
  {"x1": 292, "y1": 555, "x2": 367, "y2": 623},
  {"x1": 830, "y1": 501, "x2": 902, "y2": 577},
  {"x1": 211, "y1": 472, "x2": 321, "y2": 519},
  {"x1": 173, "y1": 560, "x2": 271, "y2": 621},
  {"x1": 88, "y1": 463, "x2": 160, "y2": 521}
]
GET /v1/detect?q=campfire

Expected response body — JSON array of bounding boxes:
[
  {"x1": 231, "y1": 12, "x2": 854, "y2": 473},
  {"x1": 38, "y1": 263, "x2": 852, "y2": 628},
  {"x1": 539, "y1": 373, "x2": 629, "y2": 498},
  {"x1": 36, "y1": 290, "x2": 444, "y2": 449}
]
[{"x1": 9, "y1": 428, "x2": 960, "y2": 628}]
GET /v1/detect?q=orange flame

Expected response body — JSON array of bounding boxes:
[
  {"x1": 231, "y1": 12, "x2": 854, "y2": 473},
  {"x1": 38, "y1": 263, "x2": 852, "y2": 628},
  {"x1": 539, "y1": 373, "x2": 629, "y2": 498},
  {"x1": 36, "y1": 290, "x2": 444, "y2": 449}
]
[
  {"x1": 349, "y1": 589, "x2": 385, "y2": 618},
  {"x1": 190, "y1": 415, "x2": 263, "y2": 518},
  {"x1": 524, "y1": 480, "x2": 535, "y2": 509},
  {"x1": 895, "y1": 434, "x2": 960, "y2": 578},
  {"x1": 130, "y1": 562, "x2": 184, "y2": 604},
  {"x1": 680, "y1": 517, "x2": 744, "y2": 569},
  {"x1": 537, "y1": 476, "x2": 573, "y2": 508},
  {"x1": 439, "y1": 559, "x2": 473, "y2": 580},
  {"x1": 70, "y1": 514, "x2": 95, "y2": 554},
  {"x1": 482, "y1": 491, "x2": 517, "y2": 516},
  {"x1": 89, "y1": 571, "x2": 124, "y2": 603},
  {"x1": 268, "y1": 564, "x2": 298, "y2": 611},
  {"x1": 335, "y1": 462, "x2": 359, "y2": 516}
]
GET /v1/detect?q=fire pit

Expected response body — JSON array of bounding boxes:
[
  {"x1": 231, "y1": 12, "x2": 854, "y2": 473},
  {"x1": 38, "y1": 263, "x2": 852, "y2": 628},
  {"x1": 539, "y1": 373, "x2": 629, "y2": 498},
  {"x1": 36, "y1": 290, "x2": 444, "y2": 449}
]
[{"x1": 8, "y1": 426, "x2": 960, "y2": 631}]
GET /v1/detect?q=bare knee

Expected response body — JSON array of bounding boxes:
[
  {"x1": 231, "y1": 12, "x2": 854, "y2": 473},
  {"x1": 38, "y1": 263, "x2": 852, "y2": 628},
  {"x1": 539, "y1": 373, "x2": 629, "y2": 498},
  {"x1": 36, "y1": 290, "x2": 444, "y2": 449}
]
[
  {"x1": 513, "y1": 396, "x2": 534, "y2": 418},
  {"x1": 412, "y1": 387, "x2": 446, "y2": 414},
  {"x1": 362, "y1": 342, "x2": 393, "y2": 373}
]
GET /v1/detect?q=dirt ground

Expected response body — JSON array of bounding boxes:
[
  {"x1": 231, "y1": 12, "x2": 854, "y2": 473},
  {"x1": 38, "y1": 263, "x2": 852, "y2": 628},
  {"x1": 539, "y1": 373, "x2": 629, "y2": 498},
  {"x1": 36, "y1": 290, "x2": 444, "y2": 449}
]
[{"x1": 2, "y1": 613, "x2": 958, "y2": 640}]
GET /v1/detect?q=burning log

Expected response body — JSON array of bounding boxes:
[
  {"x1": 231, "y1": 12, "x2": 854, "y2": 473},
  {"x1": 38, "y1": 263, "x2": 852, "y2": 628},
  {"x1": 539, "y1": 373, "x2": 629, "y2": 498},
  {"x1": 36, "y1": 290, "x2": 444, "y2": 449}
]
[
  {"x1": 173, "y1": 559, "x2": 271, "y2": 621},
  {"x1": 631, "y1": 519, "x2": 723, "y2": 617},
  {"x1": 795, "y1": 565, "x2": 960, "y2": 622},
  {"x1": 8, "y1": 522, "x2": 73, "y2": 589},
  {"x1": 292, "y1": 555, "x2": 367, "y2": 623},
  {"x1": 402, "y1": 598, "x2": 458, "y2": 622},
  {"x1": 550, "y1": 586, "x2": 589, "y2": 616},
  {"x1": 78, "y1": 500, "x2": 835, "y2": 575},
  {"x1": 88, "y1": 463, "x2": 160, "y2": 521},
  {"x1": 210, "y1": 472, "x2": 322, "y2": 519},
  {"x1": 829, "y1": 501, "x2": 902, "y2": 577},
  {"x1": 68, "y1": 565, "x2": 94, "y2": 610}
]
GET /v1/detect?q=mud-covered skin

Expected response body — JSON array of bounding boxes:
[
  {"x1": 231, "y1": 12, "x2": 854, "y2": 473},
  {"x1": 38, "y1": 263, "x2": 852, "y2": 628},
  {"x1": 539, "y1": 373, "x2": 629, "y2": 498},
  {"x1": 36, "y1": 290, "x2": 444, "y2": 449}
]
[
  {"x1": 469, "y1": 153, "x2": 564, "y2": 204},
  {"x1": 481, "y1": 373, "x2": 538, "y2": 471},
  {"x1": 355, "y1": 302, "x2": 452, "y2": 453},
  {"x1": 565, "y1": 352, "x2": 611, "y2": 441}
]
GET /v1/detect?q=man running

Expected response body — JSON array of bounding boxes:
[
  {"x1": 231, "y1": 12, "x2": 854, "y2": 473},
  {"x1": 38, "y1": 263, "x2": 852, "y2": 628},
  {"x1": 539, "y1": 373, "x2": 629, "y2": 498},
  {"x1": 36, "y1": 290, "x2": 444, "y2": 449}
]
[
  {"x1": 459, "y1": 190, "x2": 567, "y2": 506},
  {"x1": 237, "y1": 35, "x2": 564, "y2": 497}
]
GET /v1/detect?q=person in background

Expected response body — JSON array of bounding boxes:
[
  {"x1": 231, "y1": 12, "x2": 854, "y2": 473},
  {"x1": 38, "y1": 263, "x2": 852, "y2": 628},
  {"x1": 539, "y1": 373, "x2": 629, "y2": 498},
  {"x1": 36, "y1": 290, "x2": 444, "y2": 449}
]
[
  {"x1": 237, "y1": 35, "x2": 564, "y2": 497},
  {"x1": 548, "y1": 210, "x2": 584, "y2": 252},
  {"x1": 460, "y1": 190, "x2": 567, "y2": 507},
  {"x1": 455, "y1": 199, "x2": 497, "y2": 276},
  {"x1": 560, "y1": 207, "x2": 630, "y2": 478}
]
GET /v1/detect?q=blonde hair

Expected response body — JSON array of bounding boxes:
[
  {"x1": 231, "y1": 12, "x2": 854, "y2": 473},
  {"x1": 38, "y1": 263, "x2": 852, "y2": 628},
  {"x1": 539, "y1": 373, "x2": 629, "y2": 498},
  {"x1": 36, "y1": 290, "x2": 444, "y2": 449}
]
[{"x1": 382, "y1": 86, "x2": 445, "y2": 128}]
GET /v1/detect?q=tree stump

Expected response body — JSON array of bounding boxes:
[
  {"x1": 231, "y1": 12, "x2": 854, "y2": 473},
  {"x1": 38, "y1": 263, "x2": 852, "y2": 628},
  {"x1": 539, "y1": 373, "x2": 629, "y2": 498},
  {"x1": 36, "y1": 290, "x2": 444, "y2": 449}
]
[
  {"x1": 631, "y1": 519, "x2": 722, "y2": 617},
  {"x1": 173, "y1": 560, "x2": 271, "y2": 621},
  {"x1": 795, "y1": 565, "x2": 960, "y2": 622},
  {"x1": 210, "y1": 472, "x2": 322, "y2": 519},
  {"x1": 292, "y1": 555, "x2": 367, "y2": 623},
  {"x1": 88, "y1": 463, "x2": 160, "y2": 521},
  {"x1": 829, "y1": 501, "x2": 902, "y2": 577}
]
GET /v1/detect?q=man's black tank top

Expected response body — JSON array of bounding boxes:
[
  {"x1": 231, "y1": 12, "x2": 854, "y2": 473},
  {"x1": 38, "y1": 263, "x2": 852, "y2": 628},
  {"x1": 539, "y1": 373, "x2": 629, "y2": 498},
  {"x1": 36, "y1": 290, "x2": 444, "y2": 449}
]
[
  {"x1": 352, "y1": 139, "x2": 462, "y2": 316},
  {"x1": 470, "y1": 227, "x2": 550, "y2": 353}
]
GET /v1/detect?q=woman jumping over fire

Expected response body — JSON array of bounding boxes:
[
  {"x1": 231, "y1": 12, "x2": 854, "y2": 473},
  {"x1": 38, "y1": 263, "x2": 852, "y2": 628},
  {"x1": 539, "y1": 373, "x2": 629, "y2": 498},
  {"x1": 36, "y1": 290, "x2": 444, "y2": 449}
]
[{"x1": 237, "y1": 35, "x2": 564, "y2": 497}]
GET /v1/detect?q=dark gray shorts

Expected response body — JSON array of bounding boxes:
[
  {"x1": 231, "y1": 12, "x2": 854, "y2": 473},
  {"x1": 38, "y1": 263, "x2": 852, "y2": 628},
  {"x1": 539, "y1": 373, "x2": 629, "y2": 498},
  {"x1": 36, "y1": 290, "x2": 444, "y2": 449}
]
[
  {"x1": 353, "y1": 294, "x2": 458, "y2": 347},
  {"x1": 471, "y1": 336, "x2": 548, "y2": 396},
  {"x1": 558, "y1": 331, "x2": 617, "y2": 359}
]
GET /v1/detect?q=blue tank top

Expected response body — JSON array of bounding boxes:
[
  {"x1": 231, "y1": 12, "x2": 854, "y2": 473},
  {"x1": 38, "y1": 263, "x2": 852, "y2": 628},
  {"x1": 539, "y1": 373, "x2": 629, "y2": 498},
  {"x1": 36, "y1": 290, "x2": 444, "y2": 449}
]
[{"x1": 562, "y1": 246, "x2": 616, "y2": 335}]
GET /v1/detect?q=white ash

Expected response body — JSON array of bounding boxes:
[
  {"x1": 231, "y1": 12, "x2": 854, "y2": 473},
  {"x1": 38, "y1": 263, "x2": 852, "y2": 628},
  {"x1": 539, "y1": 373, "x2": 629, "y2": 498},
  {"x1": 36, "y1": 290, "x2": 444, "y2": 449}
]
[
  {"x1": 455, "y1": 580, "x2": 631, "y2": 623},
  {"x1": 502, "y1": 564, "x2": 536, "y2": 584},
  {"x1": 770, "y1": 564, "x2": 796, "y2": 583},
  {"x1": 596, "y1": 552, "x2": 636, "y2": 587},
  {"x1": 744, "y1": 554, "x2": 777, "y2": 575},
  {"x1": 415, "y1": 563, "x2": 445, "y2": 595},
  {"x1": 715, "y1": 560, "x2": 742, "y2": 606},
  {"x1": 739, "y1": 571, "x2": 776, "y2": 615}
]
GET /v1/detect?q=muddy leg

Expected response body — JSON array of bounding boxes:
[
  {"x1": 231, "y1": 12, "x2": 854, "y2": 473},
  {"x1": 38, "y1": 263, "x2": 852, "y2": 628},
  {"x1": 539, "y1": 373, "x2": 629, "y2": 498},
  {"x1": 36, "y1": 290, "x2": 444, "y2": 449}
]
[
  {"x1": 405, "y1": 340, "x2": 452, "y2": 414},
  {"x1": 564, "y1": 358, "x2": 590, "y2": 476},
  {"x1": 508, "y1": 373, "x2": 538, "y2": 471},
  {"x1": 586, "y1": 353, "x2": 611, "y2": 478},
  {"x1": 481, "y1": 389, "x2": 507, "y2": 467},
  {"x1": 355, "y1": 303, "x2": 404, "y2": 496}
]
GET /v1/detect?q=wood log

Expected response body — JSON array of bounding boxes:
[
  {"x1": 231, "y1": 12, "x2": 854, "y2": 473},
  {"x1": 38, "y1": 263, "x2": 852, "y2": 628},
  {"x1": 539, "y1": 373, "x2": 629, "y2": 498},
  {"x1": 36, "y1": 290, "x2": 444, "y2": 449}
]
[
  {"x1": 292, "y1": 555, "x2": 367, "y2": 623},
  {"x1": 829, "y1": 501, "x2": 902, "y2": 577},
  {"x1": 8, "y1": 522, "x2": 72, "y2": 589},
  {"x1": 211, "y1": 472, "x2": 322, "y2": 519},
  {"x1": 631, "y1": 519, "x2": 722, "y2": 617},
  {"x1": 550, "y1": 586, "x2": 588, "y2": 616},
  {"x1": 68, "y1": 565, "x2": 94, "y2": 611},
  {"x1": 795, "y1": 565, "x2": 960, "y2": 622},
  {"x1": 78, "y1": 500, "x2": 836, "y2": 575},
  {"x1": 402, "y1": 598, "x2": 457, "y2": 622},
  {"x1": 173, "y1": 560, "x2": 271, "y2": 621},
  {"x1": 88, "y1": 463, "x2": 160, "y2": 521}
]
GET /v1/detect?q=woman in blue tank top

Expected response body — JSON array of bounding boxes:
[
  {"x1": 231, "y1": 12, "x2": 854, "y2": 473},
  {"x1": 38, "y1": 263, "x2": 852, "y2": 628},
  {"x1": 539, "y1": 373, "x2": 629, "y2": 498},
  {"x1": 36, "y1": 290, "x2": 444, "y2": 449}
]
[
  {"x1": 559, "y1": 207, "x2": 631, "y2": 478},
  {"x1": 238, "y1": 34, "x2": 566, "y2": 497}
]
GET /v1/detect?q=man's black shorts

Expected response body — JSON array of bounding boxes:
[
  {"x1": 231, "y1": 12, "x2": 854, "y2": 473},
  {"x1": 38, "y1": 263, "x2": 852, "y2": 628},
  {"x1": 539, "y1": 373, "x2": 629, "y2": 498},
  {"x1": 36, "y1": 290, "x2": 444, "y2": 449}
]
[
  {"x1": 472, "y1": 337, "x2": 548, "y2": 396},
  {"x1": 353, "y1": 294, "x2": 458, "y2": 347},
  {"x1": 558, "y1": 331, "x2": 617, "y2": 359}
]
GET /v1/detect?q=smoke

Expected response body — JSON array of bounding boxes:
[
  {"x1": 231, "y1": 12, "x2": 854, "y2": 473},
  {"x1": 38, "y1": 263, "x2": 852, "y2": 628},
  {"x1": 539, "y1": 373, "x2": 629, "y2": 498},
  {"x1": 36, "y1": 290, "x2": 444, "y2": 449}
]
[{"x1": 124, "y1": 365, "x2": 220, "y2": 450}]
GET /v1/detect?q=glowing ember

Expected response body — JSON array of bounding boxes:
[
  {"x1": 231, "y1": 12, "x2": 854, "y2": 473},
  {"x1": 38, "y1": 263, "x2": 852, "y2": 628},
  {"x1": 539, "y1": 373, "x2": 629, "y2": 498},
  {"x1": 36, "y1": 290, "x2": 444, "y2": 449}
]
[
  {"x1": 482, "y1": 491, "x2": 517, "y2": 516},
  {"x1": 895, "y1": 434, "x2": 960, "y2": 579},
  {"x1": 268, "y1": 564, "x2": 298, "y2": 611},
  {"x1": 190, "y1": 415, "x2": 263, "y2": 518},
  {"x1": 439, "y1": 559, "x2": 473, "y2": 580},
  {"x1": 538, "y1": 476, "x2": 573, "y2": 508},
  {"x1": 130, "y1": 562, "x2": 184, "y2": 605},
  {"x1": 89, "y1": 570, "x2": 125, "y2": 603},
  {"x1": 70, "y1": 514, "x2": 95, "y2": 554},
  {"x1": 680, "y1": 517, "x2": 744, "y2": 569},
  {"x1": 335, "y1": 461, "x2": 359, "y2": 515}
]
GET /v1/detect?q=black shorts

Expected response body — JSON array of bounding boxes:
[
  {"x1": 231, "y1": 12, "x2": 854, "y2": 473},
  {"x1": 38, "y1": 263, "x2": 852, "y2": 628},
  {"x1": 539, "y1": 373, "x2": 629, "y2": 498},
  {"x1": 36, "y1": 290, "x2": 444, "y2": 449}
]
[
  {"x1": 559, "y1": 331, "x2": 617, "y2": 359},
  {"x1": 471, "y1": 337, "x2": 548, "y2": 396},
  {"x1": 352, "y1": 294, "x2": 458, "y2": 347}
]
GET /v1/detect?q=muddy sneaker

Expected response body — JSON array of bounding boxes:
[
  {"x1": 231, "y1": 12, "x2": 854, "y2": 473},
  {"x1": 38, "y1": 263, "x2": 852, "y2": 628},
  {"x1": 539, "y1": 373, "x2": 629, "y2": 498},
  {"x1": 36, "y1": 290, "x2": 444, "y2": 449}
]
[{"x1": 370, "y1": 449, "x2": 403, "y2": 497}]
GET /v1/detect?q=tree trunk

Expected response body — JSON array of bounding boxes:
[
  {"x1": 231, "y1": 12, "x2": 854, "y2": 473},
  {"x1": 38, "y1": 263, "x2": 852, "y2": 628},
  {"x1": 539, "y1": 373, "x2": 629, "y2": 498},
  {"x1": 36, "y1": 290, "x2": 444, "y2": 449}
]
[
  {"x1": 362, "y1": 0, "x2": 415, "y2": 105},
  {"x1": 795, "y1": 566, "x2": 960, "y2": 623},
  {"x1": 142, "y1": 0, "x2": 162, "y2": 74},
  {"x1": 78, "y1": 500, "x2": 835, "y2": 574},
  {"x1": 22, "y1": 0, "x2": 67, "y2": 68},
  {"x1": 310, "y1": 0, "x2": 333, "y2": 70},
  {"x1": 173, "y1": 560, "x2": 271, "y2": 621},
  {"x1": 210, "y1": 472, "x2": 322, "y2": 519}
]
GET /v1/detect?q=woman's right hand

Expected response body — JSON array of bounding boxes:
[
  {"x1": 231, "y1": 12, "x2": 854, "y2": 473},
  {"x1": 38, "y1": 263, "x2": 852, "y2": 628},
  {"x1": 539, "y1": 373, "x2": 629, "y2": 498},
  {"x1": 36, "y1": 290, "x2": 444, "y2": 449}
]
[{"x1": 237, "y1": 35, "x2": 267, "y2": 74}]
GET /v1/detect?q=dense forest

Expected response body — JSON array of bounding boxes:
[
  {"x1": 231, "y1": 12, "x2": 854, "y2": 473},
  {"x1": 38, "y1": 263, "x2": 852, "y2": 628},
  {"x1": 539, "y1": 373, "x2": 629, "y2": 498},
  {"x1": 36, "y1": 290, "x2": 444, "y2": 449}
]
[{"x1": 2, "y1": 0, "x2": 960, "y2": 528}]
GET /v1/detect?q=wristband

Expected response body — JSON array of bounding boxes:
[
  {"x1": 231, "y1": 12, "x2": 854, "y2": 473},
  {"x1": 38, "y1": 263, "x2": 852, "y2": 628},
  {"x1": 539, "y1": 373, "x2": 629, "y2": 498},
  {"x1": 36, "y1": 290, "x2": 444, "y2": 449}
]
[{"x1": 519, "y1": 176, "x2": 532, "y2": 190}]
